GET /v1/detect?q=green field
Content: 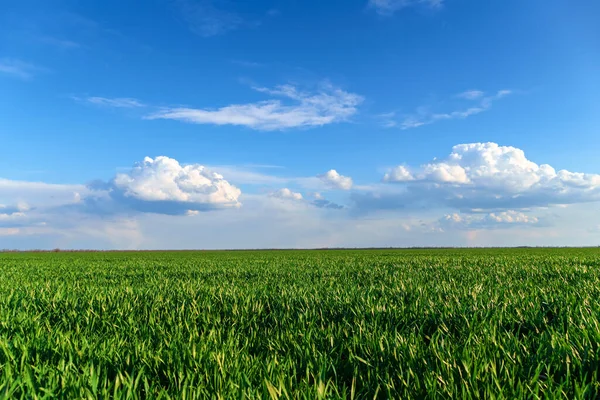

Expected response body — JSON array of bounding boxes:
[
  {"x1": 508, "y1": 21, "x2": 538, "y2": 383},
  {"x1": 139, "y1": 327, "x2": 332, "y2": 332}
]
[{"x1": 1, "y1": 249, "x2": 600, "y2": 398}]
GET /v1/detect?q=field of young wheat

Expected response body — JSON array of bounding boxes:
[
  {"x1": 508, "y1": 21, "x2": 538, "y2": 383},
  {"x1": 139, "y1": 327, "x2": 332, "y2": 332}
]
[{"x1": 1, "y1": 249, "x2": 599, "y2": 398}]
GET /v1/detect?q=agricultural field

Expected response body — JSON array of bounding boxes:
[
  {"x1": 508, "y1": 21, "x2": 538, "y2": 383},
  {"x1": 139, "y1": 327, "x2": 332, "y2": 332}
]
[{"x1": 1, "y1": 248, "x2": 600, "y2": 398}]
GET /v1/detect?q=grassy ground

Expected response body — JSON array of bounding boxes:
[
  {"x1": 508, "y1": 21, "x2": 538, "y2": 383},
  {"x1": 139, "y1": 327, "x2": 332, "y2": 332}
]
[{"x1": 1, "y1": 248, "x2": 599, "y2": 398}]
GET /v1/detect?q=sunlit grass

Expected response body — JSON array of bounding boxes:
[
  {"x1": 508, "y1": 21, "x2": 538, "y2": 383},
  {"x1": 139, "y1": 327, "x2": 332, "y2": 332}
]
[{"x1": 1, "y1": 249, "x2": 599, "y2": 398}]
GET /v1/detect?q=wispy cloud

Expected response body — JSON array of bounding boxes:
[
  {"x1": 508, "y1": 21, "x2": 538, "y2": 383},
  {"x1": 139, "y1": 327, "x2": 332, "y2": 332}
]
[
  {"x1": 40, "y1": 36, "x2": 82, "y2": 49},
  {"x1": 381, "y1": 89, "x2": 512, "y2": 129},
  {"x1": 146, "y1": 82, "x2": 363, "y2": 131},
  {"x1": 369, "y1": 0, "x2": 443, "y2": 15},
  {"x1": 231, "y1": 59, "x2": 265, "y2": 68},
  {"x1": 74, "y1": 96, "x2": 146, "y2": 108},
  {"x1": 175, "y1": 0, "x2": 244, "y2": 37},
  {"x1": 456, "y1": 90, "x2": 484, "y2": 100},
  {"x1": 0, "y1": 58, "x2": 45, "y2": 80}
]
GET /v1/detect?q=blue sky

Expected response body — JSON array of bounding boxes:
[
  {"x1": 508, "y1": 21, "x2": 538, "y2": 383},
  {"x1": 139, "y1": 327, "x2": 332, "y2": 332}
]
[{"x1": 1, "y1": 0, "x2": 599, "y2": 249}]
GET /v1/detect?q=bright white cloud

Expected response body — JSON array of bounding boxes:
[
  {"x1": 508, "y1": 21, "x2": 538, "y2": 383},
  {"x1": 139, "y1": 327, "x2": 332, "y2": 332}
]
[
  {"x1": 146, "y1": 83, "x2": 363, "y2": 131},
  {"x1": 383, "y1": 165, "x2": 414, "y2": 182},
  {"x1": 369, "y1": 0, "x2": 443, "y2": 15},
  {"x1": 109, "y1": 156, "x2": 241, "y2": 211},
  {"x1": 382, "y1": 90, "x2": 512, "y2": 129},
  {"x1": 318, "y1": 169, "x2": 353, "y2": 190},
  {"x1": 357, "y1": 142, "x2": 600, "y2": 212}
]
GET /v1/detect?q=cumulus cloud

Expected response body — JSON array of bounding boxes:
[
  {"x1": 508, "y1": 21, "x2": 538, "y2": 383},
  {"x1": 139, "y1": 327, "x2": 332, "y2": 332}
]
[
  {"x1": 269, "y1": 188, "x2": 303, "y2": 201},
  {"x1": 146, "y1": 83, "x2": 363, "y2": 131},
  {"x1": 356, "y1": 142, "x2": 600, "y2": 213},
  {"x1": 383, "y1": 165, "x2": 413, "y2": 182},
  {"x1": 381, "y1": 90, "x2": 512, "y2": 129},
  {"x1": 318, "y1": 169, "x2": 353, "y2": 190},
  {"x1": 369, "y1": 0, "x2": 443, "y2": 15},
  {"x1": 85, "y1": 156, "x2": 241, "y2": 215}
]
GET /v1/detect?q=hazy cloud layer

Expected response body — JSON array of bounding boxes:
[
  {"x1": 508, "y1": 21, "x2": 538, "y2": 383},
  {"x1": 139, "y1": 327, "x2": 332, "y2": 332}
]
[{"x1": 2, "y1": 142, "x2": 600, "y2": 249}]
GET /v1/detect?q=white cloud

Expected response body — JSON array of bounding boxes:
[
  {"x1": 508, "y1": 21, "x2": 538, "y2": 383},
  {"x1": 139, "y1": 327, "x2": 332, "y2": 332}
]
[
  {"x1": 77, "y1": 96, "x2": 145, "y2": 108},
  {"x1": 269, "y1": 188, "x2": 303, "y2": 201},
  {"x1": 357, "y1": 142, "x2": 600, "y2": 213},
  {"x1": 318, "y1": 169, "x2": 353, "y2": 190},
  {"x1": 267, "y1": 188, "x2": 346, "y2": 210},
  {"x1": 440, "y1": 211, "x2": 540, "y2": 230},
  {"x1": 456, "y1": 90, "x2": 485, "y2": 100},
  {"x1": 369, "y1": 0, "x2": 443, "y2": 15},
  {"x1": 146, "y1": 83, "x2": 363, "y2": 131},
  {"x1": 4, "y1": 145, "x2": 600, "y2": 249},
  {"x1": 106, "y1": 156, "x2": 242, "y2": 212},
  {"x1": 382, "y1": 90, "x2": 512, "y2": 130},
  {"x1": 383, "y1": 165, "x2": 414, "y2": 182},
  {"x1": 0, "y1": 59, "x2": 45, "y2": 79},
  {"x1": 1, "y1": 172, "x2": 600, "y2": 249}
]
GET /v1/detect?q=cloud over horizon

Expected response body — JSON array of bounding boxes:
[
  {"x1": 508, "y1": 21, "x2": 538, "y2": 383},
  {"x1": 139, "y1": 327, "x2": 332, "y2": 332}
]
[
  {"x1": 85, "y1": 156, "x2": 242, "y2": 215},
  {"x1": 1, "y1": 142, "x2": 600, "y2": 249},
  {"x1": 355, "y1": 142, "x2": 600, "y2": 213}
]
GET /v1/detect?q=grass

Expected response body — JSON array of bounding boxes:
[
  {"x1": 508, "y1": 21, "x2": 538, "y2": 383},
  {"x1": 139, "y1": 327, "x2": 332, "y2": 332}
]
[{"x1": 1, "y1": 248, "x2": 600, "y2": 398}]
